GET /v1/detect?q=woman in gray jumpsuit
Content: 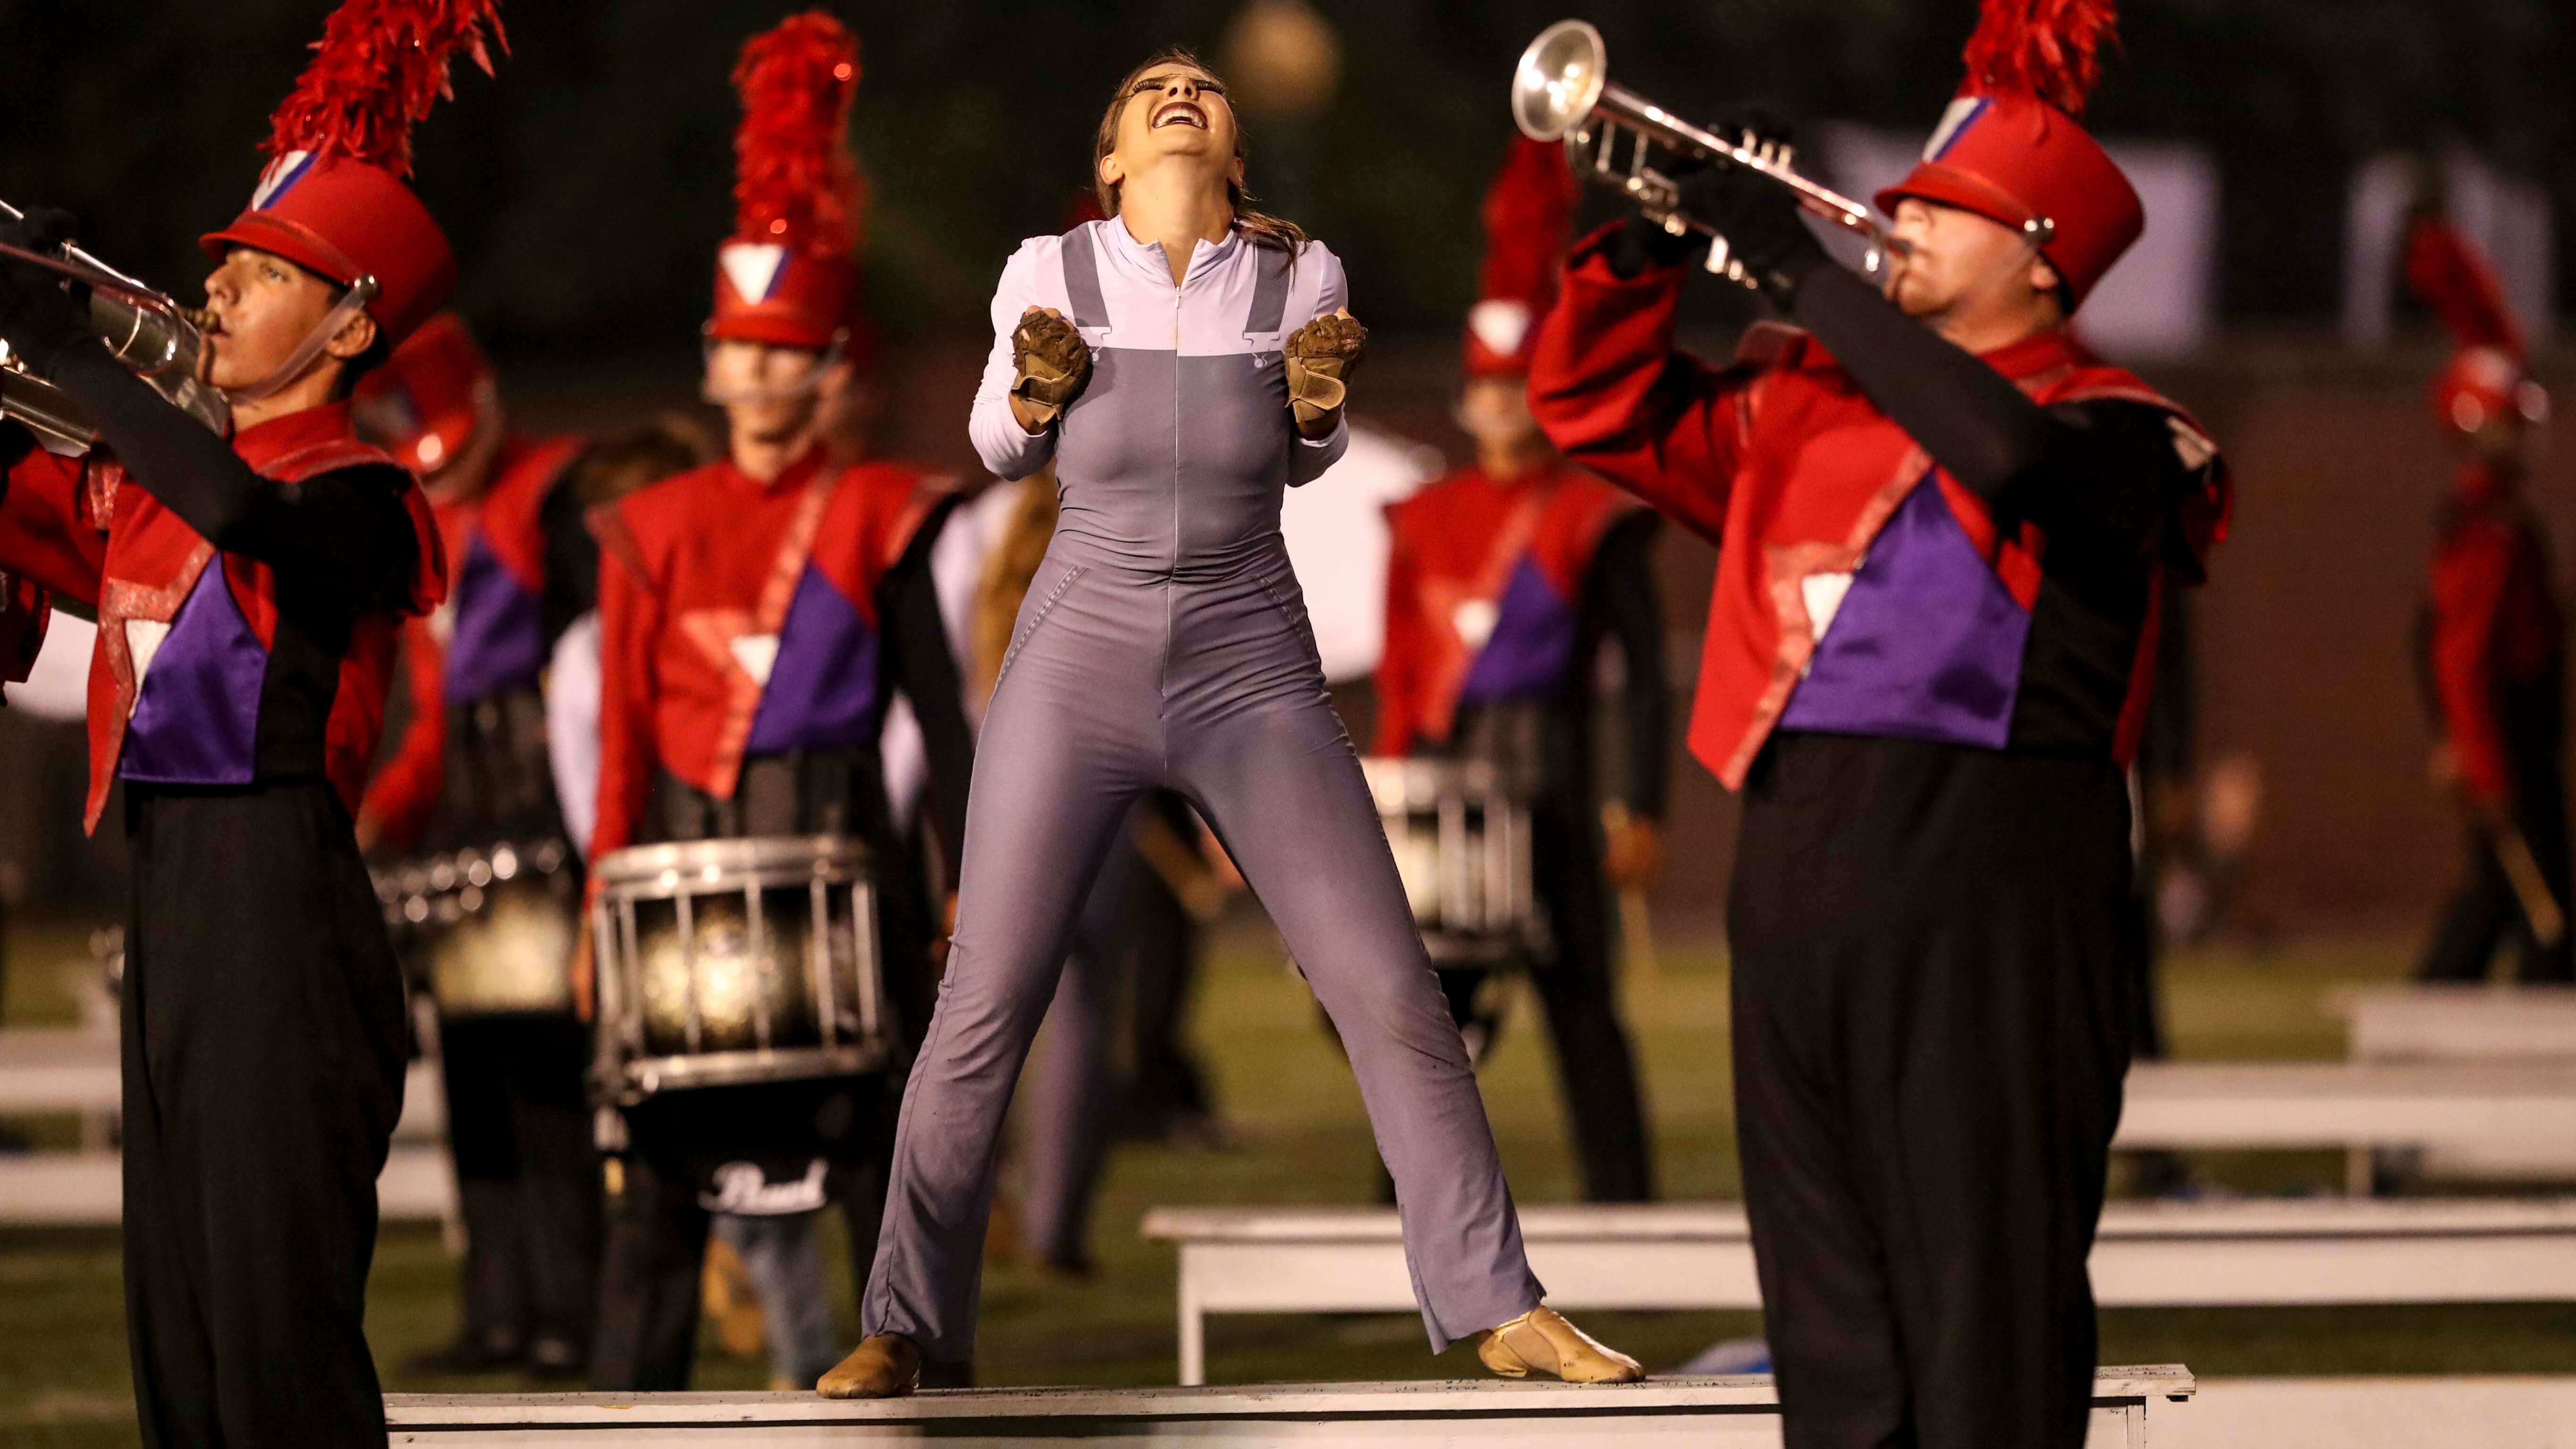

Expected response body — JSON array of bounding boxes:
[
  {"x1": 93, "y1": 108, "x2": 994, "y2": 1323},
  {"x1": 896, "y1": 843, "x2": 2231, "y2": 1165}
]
[{"x1": 822, "y1": 50, "x2": 1643, "y2": 1397}]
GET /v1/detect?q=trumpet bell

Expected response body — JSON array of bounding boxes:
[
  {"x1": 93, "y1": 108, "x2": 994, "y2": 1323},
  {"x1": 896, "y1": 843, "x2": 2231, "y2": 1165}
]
[{"x1": 1512, "y1": 19, "x2": 1607, "y2": 143}]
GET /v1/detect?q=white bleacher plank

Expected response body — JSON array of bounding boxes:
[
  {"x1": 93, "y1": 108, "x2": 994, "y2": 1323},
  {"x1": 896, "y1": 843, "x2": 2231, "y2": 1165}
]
[
  {"x1": 2332, "y1": 985, "x2": 2576, "y2": 1061},
  {"x1": 381, "y1": 1369, "x2": 2189, "y2": 1444},
  {"x1": 0, "y1": 1029, "x2": 447, "y2": 1138},
  {"x1": 2113, "y1": 1061, "x2": 2576, "y2": 1150},
  {"x1": 1145, "y1": 1199, "x2": 2576, "y2": 1382},
  {"x1": 0, "y1": 1144, "x2": 455, "y2": 1225}
]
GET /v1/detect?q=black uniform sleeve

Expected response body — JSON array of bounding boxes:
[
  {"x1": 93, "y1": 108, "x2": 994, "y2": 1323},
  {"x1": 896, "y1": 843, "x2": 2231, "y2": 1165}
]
[
  {"x1": 1581, "y1": 509, "x2": 1671, "y2": 820},
  {"x1": 538, "y1": 462, "x2": 600, "y2": 645},
  {"x1": 1785, "y1": 266, "x2": 2181, "y2": 558},
  {"x1": 879, "y1": 498, "x2": 975, "y2": 885},
  {"x1": 45, "y1": 338, "x2": 415, "y2": 603}
]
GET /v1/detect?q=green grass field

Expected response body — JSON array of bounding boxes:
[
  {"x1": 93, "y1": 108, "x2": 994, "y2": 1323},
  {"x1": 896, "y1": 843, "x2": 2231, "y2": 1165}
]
[{"x1": 4, "y1": 916, "x2": 2575, "y2": 1445}]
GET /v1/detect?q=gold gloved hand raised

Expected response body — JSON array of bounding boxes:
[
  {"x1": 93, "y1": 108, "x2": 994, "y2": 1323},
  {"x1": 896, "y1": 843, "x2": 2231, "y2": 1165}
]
[
  {"x1": 1284, "y1": 308, "x2": 1367, "y2": 432},
  {"x1": 1010, "y1": 306, "x2": 1092, "y2": 429}
]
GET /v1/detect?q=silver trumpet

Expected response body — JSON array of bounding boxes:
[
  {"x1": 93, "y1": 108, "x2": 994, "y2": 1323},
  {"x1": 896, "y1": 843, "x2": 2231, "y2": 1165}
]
[
  {"x1": 0, "y1": 199, "x2": 229, "y2": 453},
  {"x1": 1510, "y1": 20, "x2": 1905, "y2": 280}
]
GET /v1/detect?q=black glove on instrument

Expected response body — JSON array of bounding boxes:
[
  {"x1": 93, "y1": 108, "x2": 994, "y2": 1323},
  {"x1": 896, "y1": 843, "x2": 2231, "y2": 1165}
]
[
  {"x1": 0, "y1": 206, "x2": 97, "y2": 378},
  {"x1": 1601, "y1": 106, "x2": 1805, "y2": 286},
  {"x1": 1672, "y1": 164, "x2": 1833, "y2": 306}
]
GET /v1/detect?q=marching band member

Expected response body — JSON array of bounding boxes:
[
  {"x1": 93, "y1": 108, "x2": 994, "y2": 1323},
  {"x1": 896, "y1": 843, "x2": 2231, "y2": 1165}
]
[
  {"x1": 352, "y1": 313, "x2": 600, "y2": 1378},
  {"x1": 1526, "y1": 1, "x2": 2229, "y2": 1442},
  {"x1": 824, "y1": 45, "x2": 1641, "y2": 1399},
  {"x1": 2407, "y1": 207, "x2": 2568, "y2": 983},
  {"x1": 0, "y1": 1, "x2": 500, "y2": 1438},
  {"x1": 583, "y1": 12, "x2": 976, "y2": 1391},
  {"x1": 1375, "y1": 136, "x2": 1666, "y2": 1204}
]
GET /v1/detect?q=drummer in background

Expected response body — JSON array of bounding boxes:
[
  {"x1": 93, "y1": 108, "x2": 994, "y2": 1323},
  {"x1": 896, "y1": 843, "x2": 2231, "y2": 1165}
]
[
  {"x1": 1375, "y1": 137, "x2": 1666, "y2": 1203},
  {"x1": 352, "y1": 313, "x2": 602, "y2": 1379},
  {"x1": 583, "y1": 12, "x2": 976, "y2": 1392}
]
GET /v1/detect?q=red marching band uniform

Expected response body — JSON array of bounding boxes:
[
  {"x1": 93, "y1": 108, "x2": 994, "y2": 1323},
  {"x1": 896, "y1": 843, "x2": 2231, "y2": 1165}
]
[
  {"x1": 351, "y1": 312, "x2": 605, "y2": 1378},
  {"x1": 1374, "y1": 135, "x2": 1667, "y2": 1204},
  {"x1": 2406, "y1": 212, "x2": 2569, "y2": 982},
  {"x1": 584, "y1": 12, "x2": 977, "y2": 1393},
  {"x1": 1527, "y1": 1, "x2": 2225, "y2": 1444},
  {"x1": 0, "y1": 1, "x2": 499, "y2": 1441}
]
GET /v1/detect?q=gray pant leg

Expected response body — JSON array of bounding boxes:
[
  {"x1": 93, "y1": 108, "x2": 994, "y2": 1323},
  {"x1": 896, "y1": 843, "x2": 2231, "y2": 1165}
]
[
  {"x1": 863, "y1": 567, "x2": 1148, "y2": 1360},
  {"x1": 1017, "y1": 865, "x2": 1128, "y2": 1268},
  {"x1": 1172, "y1": 597, "x2": 1544, "y2": 1351}
]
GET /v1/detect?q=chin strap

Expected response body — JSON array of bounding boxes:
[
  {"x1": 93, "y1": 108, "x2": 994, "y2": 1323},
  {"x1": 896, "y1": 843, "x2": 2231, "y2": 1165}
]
[
  {"x1": 700, "y1": 328, "x2": 847, "y2": 407},
  {"x1": 221, "y1": 276, "x2": 380, "y2": 405}
]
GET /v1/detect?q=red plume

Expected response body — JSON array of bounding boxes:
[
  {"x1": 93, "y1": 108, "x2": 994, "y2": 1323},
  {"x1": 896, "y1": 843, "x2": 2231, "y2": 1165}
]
[
  {"x1": 1477, "y1": 137, "x2": 1578, "y2": 312},
  {"x1": 2405, "y1": 214, "x2": 2524, "y2": 360},
  {"x1": 263, "y1": 0, "x2": 507, "y2": 177},
  {"x1": 731, "y1": 11, "x2": 865, "y2": 258},
  {"x1": 1960, "y1": 0, "x2": 2119, "y2": 116}
]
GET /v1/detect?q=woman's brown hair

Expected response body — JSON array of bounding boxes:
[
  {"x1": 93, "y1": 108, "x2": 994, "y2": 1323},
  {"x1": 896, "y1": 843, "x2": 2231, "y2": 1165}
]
[{"x1": 1090, "y1": 46, "x2": 1307, "y2": 258}]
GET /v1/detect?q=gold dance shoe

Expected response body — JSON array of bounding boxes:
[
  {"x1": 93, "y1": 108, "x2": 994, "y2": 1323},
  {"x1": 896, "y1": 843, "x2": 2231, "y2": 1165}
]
[
  {"x1": 1478, "y1": 1306, "x2": 1645, "y2": 1384},
  {"x1": 816, "y1": 1333, "x2": 922, "y2": 1399}
]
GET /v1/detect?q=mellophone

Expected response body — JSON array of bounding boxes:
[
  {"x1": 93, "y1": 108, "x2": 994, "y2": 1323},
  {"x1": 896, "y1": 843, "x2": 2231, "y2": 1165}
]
[
  {"x1": 585, "y1": 834, "x2": 890, "y2": 1106},
  {"x1": 376, "y1": 840, "x2": 581, "y2": 1018}
]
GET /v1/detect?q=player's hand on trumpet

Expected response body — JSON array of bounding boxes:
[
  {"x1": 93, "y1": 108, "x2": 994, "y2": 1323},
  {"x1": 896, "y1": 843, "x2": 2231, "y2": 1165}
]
[
  {"x1": 0, "y1": 204, "x2": 94, "y2": 376},
  {"x1": 1008, "y1": 305, "x2": 1091, "y2": 434},
  {"x1": 1284, "y1": 307, "x2": 1366, "y2": 438}
]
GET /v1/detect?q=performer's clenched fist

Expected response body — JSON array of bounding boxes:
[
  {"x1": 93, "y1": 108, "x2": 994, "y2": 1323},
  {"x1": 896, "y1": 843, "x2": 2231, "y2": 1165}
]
[
  {"x1": 1010, "y1": 306, "x2": 1091, "y2": 430},
  {"x1": 1285, "y1": 308, "x2": 1366, "y2": 434}
]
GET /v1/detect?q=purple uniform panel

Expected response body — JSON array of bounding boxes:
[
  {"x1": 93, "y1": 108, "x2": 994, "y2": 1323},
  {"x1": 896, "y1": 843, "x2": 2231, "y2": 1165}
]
[
  {"x1": 1777, "y1": 475, "x2": 2029, "y2": 750},
  {"x1": 120, "y1": 567, "x2": 266, "y2": 786},
  {"x1": 1457, "y1": 556, "x2": 1577, "y2": 704},
  {"x1": 443, "y1": 532, "x2": 548, "y2": 705},
  {"x1": 744, "y1": 565, "x2": 881, "y2": 755}
]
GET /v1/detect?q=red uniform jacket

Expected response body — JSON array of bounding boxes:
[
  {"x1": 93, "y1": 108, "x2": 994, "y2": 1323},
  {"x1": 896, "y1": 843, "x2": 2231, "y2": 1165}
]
[
  {"x1": 1374, "y1": 462, "x2": 1639, "y2": 755},
  {"x1": 1527, "y1": 234, "x2": 2226, "y2": 787},
  {"x1": 589, "y1": 446, "x2": 945, "y2": 861},
  {"x1": 0, "y1": 403, "x2": 444, "y2": 831},
  {"x1": 2426, "y1": 461, "x2": 2562, "y2": 806},
  {"x1": 360, "y1": 435, "x2": 583, "y2": 852},
  {"x1": 0, "y1": 569, "x2": 47, "y2": 701}
]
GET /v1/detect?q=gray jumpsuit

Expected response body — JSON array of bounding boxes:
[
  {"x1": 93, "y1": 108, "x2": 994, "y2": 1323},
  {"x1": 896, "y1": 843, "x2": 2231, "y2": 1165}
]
[{"x1": 862, "y1": 220, "x2": 1545, "y2": 1361}]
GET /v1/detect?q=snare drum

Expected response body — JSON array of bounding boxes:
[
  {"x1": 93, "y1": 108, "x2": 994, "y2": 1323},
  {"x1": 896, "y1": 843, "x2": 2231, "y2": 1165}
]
[
  {"x1": 587, "y1": 834, "x2": 888, "y2": 1106},
  {"x1": 1360, "y1": 756, "x2": 1536, "y2": 964},
  {"x1": 375, "y1": 840, "x2": 580, "y2": 1018}
]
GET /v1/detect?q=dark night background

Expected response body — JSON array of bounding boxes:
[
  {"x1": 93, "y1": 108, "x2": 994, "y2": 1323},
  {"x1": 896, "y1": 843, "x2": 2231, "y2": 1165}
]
[{"x1": 4, "y1": 0, "x2": 2572, "y2": 366}]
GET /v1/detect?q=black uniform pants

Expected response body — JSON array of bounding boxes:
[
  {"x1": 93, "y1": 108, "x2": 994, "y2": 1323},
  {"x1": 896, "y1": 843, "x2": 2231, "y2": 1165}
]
[
  {"x1": 1730, "y1": 735, "x2": 2133, "y2": 1449},
  {"x1": 2420, "y1": 763, "x2": 2575, "y2": 985},
  {"x1": 438, "y1": 1012, "x2": 601, "y2": 1356},
  {"x1": 588, "y1": 1080, "x2": 897, "y2": 1391},
  {"x1": 123, "y1": 782, "x2": 410, "y2": 1448},
  {"x1": 1526, "y1": 795, "x2": 1656, "y2": 1202}
]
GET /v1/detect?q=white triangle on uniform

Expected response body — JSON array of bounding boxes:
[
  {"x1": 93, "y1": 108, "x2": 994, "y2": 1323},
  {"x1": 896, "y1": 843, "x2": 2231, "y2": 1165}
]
[
  {"x1": 730, "y1": 633, "x2": 780, "y2": 687},
  {"x1": 127, "y1": 619, "x2": 172, "y2": 687},
  {"x1": 718, "y1": 244, "x2": 790, "y2": 304},
  {"x1": 1452, "y1": 599, "x2": 1500, "y2": 652},
  {"x1": 1801, "y1": 571, "x2": 1855, "y2": 650}
]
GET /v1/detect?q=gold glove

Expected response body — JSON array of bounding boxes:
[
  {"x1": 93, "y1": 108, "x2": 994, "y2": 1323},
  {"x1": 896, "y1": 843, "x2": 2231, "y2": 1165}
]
[
  {"x1": 1010, "y1": 307, "x2": 1091, "y2": 428},
  {"x1": 1284, "y1": 310, "x2": 1367, "y2": 431}
]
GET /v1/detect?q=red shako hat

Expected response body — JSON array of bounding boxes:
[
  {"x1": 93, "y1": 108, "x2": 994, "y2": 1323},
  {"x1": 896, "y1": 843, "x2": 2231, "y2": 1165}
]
[
  {"x1": 2405, "y1": 214, "x2": 2550, "y2": 434},
  {"x1": 353, "y1": 312, "x2": 493, "y2": 473},
  {"x1": 1875, "y1": 0, "x2": 2141, "y2": 309},
  {"x1": 709, "y1": 11, "x2": 872, "y2": 362},
  {"x1": 200, "y1": 0, "x2": 505, "y2": 348},
  {"x1": 1463, "y1": 137, "x2": 1577, "y2": 379}
]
